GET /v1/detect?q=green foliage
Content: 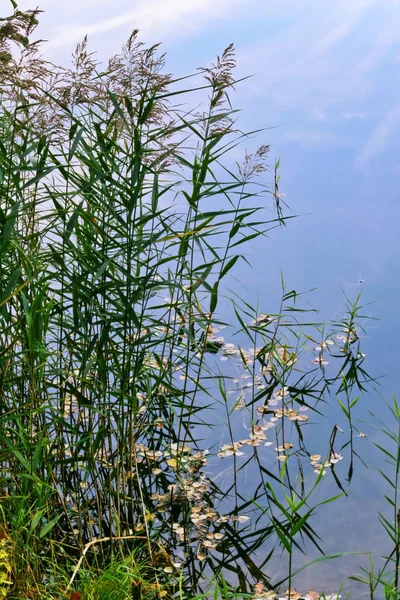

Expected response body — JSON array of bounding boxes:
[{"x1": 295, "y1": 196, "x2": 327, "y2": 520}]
[
  {"x1": 0, "y1": 3, "x2": 377, "y2": 600},
  {"x1": 348, "y1": 397, "x2": 400, "y2": 599}
]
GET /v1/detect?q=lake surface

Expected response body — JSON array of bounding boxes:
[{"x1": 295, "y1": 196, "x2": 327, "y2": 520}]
[{"x1": 199, "y1": 135, "x2": 400, "y2": 597}]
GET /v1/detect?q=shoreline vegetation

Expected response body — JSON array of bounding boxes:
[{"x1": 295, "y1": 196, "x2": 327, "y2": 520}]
[{"x1": 0, "y1": 3, "x2": 398, "y2": 599}]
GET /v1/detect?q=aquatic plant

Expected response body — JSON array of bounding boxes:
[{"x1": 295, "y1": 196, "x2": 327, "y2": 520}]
[{"x1": 0, "y1": 2, "x2": 376, "y2": 599}]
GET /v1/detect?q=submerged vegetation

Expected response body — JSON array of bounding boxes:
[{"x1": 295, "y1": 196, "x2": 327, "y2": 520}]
[{"x1": 0, "y1": 3, "x2": 398, "y2": 599}]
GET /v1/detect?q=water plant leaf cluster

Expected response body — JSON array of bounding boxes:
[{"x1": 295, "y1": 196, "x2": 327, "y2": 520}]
[{"x1": 0, "y1": 3, "x2": 389, "y2": 600}]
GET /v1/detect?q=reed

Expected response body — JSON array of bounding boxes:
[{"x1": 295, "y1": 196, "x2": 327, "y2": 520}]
[{"x1": 0, "y1": 3, "x2": 377, "y2": 599}]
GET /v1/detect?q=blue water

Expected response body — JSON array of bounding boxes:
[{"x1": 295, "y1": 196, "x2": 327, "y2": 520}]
[{"x1": 205, "y1": 134, "x2": 400, "y2": 595}]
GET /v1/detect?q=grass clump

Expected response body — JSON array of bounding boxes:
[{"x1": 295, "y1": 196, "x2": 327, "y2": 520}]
[
  {"x1": 0, "y1": 2, "x2": 385, "y2": 599},
  {"x1": 0, "y1": 528, "x2": 12, "y2": 598}
]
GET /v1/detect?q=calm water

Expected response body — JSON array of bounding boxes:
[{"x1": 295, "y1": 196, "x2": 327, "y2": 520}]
[{"x1": 202, "y1": 137, "x2": 399, "y2": 596}]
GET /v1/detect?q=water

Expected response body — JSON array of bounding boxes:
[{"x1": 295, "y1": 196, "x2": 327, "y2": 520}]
[{"x1": 200, "y1": 137, "x2": 399, "y2": 595}]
